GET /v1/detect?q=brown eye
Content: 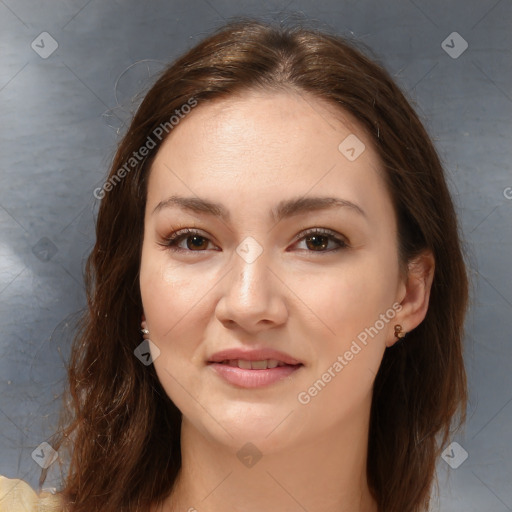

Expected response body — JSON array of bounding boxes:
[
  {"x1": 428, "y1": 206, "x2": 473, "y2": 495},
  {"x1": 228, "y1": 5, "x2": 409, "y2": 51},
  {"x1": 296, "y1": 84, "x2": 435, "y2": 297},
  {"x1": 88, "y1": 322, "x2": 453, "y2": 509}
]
[
  {"x1": 184, "y1": 234, "x2": 209, "y2": 250},
  {"x1": 294, "y1": 228, "x2": 348, "y2": 253},
  {"x1": 162, "y1": 229, "x2": 214, "y2": 252},
  {"x1": 304, "y1": 234, "x2": 329, "y2": 251}
]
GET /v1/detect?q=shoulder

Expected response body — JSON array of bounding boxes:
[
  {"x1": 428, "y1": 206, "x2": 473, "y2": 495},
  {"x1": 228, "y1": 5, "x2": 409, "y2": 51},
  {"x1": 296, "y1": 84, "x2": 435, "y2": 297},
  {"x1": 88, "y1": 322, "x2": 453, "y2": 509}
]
[{"x1": 0, "y1": 474, "x2": 64, "y2": 511}]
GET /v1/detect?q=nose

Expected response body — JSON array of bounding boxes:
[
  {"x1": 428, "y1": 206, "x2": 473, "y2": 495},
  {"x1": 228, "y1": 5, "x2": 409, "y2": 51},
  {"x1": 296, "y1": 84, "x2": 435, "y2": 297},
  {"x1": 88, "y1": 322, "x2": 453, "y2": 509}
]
[{"x1": 215, "y1": 250, "x2": 288, "y2": 333}]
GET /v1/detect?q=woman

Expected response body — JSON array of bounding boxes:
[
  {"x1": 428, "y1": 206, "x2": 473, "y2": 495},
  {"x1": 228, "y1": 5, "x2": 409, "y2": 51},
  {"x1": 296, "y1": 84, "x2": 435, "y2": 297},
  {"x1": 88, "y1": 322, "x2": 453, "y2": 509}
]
[{"x1": 1, "y1": 17, "x2": 468, "y2": 512}]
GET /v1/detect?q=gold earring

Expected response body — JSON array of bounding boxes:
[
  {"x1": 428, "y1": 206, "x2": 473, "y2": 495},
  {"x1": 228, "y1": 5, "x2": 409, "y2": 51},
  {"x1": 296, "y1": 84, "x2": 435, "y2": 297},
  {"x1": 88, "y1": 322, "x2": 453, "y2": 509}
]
[{"x1": 394, "y1": 324, "x2": 406, "y2": 339}]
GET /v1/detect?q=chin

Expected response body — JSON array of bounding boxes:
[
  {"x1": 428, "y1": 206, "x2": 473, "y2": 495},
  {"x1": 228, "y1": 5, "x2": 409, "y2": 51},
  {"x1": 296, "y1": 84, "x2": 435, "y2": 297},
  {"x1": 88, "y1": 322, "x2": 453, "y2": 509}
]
[{"x1": 199, "y1": 404, "x2": 304, "y2": 451}]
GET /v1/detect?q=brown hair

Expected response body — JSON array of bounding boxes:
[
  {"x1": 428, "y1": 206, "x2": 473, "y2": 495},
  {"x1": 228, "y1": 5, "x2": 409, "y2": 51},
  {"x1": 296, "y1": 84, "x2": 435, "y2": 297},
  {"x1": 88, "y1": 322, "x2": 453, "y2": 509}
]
[{"x1": 45, "y1": 17, "x2": 469, "y2": 512}]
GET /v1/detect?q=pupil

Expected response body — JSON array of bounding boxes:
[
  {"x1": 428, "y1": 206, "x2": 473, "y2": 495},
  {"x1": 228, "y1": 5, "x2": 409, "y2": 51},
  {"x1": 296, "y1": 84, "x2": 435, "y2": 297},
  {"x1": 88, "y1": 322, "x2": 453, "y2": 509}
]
[
  {"x1": 185, "y1": 235, "x2": 329, "y2": 251},
  {"x1": 188, "y1": 236, "x2": 207, "y2": 250},
  {"x1": 307, "y1": 235, "x2": 327, "y2": 250}
]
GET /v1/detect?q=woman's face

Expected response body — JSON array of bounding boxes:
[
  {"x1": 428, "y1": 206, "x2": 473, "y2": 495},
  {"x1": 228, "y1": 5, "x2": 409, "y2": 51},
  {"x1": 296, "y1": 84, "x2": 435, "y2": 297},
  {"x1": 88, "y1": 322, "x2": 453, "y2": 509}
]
[{"x1": 139, "y1": 89, "x2": 405, "y2": 451}]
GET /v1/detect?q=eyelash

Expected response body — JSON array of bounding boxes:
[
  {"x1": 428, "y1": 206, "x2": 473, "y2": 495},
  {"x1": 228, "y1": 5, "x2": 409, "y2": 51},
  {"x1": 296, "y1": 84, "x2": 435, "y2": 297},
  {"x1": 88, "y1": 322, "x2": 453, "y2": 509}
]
[{"x1": 159, "y1": 227, "x2": 349, "y2": 254}]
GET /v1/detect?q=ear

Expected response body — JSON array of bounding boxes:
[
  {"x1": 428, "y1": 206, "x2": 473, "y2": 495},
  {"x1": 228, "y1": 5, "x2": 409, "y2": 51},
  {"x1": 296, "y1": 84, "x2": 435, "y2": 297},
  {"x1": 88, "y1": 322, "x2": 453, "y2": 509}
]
[{"x1": 387, "y1": 250, "x2": 435, "y2": 347}]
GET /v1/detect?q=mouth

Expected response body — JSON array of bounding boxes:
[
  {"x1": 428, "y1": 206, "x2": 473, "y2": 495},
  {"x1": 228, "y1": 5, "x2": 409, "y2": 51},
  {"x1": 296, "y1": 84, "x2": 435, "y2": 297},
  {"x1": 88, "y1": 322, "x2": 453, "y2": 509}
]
[
  {"x1": 210, "y1": 359, "x2": 301, "y2": 370},
  {"x1": 207, "y1": 358, "x2": 304, "y2": 388}
]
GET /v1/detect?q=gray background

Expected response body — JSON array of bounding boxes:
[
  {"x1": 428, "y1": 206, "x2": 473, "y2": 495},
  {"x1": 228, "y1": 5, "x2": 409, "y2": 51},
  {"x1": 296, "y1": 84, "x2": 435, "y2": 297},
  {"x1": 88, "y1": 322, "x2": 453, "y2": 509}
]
[{"x1": 0, "y1": 0, "x2": 511, "y2": 510}]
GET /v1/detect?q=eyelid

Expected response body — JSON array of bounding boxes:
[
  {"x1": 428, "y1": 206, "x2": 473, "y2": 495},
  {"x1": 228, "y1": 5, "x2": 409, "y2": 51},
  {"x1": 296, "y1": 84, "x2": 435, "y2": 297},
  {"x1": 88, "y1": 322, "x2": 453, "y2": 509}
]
[
  {"x1": 291, "y1": 227, "x2": 349, "y2": 252},
  {"x1": 159, "y1": 227, "x2": 217, "y2": 249},
  {"x1": 158, "y1": 226, "x2": 349, "y2": 253}
]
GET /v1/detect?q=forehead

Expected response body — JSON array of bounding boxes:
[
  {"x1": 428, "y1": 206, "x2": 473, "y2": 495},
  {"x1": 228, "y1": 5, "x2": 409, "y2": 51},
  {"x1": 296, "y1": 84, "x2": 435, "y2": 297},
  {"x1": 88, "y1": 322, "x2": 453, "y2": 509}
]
[
  {"x1": 154, "y1": 88, "x2": 373, "y2": 163},
  {"x1": 147, "y1": 90, "x2": 391, "y2": 222}
]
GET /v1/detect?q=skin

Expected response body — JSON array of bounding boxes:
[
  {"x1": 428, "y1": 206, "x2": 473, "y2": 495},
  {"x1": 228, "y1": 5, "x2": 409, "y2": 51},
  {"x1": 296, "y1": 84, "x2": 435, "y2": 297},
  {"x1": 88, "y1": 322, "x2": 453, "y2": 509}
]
[{"x1": 139, "y1": 89, "x2": 434, "y2": 512}]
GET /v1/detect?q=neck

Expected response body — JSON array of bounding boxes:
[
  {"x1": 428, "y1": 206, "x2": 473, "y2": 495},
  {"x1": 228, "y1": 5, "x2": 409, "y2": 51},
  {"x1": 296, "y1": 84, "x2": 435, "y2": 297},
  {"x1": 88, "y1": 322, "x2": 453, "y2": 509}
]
[{"x1": 162, "y1": 400, "x2": 378, "y2": 512}]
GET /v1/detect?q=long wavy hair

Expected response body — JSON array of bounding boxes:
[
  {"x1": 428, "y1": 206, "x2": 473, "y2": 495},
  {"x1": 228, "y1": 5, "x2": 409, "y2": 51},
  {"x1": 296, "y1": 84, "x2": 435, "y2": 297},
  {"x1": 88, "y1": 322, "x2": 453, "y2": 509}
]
[{"x1": 44, "y1": 17, "x2": 469, "y2": 512}]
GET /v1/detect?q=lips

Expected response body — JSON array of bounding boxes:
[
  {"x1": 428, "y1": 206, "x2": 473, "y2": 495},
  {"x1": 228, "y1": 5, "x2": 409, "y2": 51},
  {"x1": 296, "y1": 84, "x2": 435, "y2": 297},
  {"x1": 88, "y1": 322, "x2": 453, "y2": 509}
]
[
  {"x1": 207, "y1": 348, "x2": 304, "y2": 388},
  {"x1": 216, "y1": 359, "x2": 287, "y2": 369},
  {"x1": 207, "y1": 348, "x2": 303, "y2": 367}
]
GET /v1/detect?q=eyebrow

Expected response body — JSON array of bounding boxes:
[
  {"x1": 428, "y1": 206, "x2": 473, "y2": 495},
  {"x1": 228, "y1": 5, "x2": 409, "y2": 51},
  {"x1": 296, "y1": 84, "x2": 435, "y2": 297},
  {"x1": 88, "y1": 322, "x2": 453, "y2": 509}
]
[{"x1": 152, "y1": 194, "x2": 366, "y2": 223}]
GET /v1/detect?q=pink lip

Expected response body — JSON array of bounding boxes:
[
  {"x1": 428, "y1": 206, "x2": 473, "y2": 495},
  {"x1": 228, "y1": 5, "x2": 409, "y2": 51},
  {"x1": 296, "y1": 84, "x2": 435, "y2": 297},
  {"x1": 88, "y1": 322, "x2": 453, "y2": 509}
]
[
  {"x1": 208, "y1": 363, "x2": 302, "y2": 388},
  {"x1": 207, "y1": 348, "x2": 304, "y2": 389},
  {"x1": 208, "y1": 348, "x2": 302, "y2": 366}
]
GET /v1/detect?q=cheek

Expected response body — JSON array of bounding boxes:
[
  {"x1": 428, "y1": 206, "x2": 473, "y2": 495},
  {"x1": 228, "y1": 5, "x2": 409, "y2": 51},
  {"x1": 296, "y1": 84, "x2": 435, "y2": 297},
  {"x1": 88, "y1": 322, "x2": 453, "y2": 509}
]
[
  {"x1": 295, "y1": 263, "x2": 397, "y2": 422},
  {"x1": 312, "y1": 254, "x2": 398, "y2": 335},
  {"x1": 139, "y1": 255, "x2": 208, "y2": 407},
  {"x1": 139, "y1": 249, "x2": 225, "y2": 385},
  {"x1": 140, "y1": 250, "x2": 209, "y2": 338},
  {"x1": 303, "y1": 251, "x2": 399, "y2": 397}
]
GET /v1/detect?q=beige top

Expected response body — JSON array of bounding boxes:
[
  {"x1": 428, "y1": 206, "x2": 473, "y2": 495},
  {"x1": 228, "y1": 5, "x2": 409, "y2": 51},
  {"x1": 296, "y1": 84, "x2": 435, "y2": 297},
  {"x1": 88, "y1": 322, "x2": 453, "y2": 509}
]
[{"x1": 0, "y1": 475, "x2": 63, "y2": 511}]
